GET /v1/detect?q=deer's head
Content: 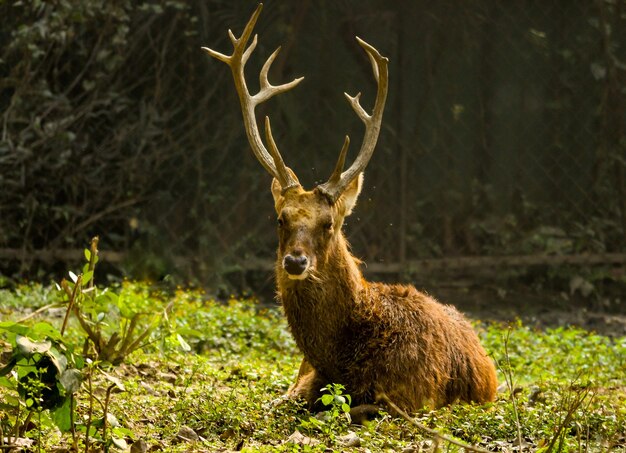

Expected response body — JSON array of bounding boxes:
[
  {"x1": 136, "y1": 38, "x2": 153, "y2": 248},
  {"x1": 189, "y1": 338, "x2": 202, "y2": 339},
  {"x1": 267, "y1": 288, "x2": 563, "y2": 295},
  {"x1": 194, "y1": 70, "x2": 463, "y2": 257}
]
[
  {"x1": 270, "y1": 173, "x2": 363, "y2": 280},
  {"x1": 203, "y1": 3, "x2": 388, "y2": 281}
]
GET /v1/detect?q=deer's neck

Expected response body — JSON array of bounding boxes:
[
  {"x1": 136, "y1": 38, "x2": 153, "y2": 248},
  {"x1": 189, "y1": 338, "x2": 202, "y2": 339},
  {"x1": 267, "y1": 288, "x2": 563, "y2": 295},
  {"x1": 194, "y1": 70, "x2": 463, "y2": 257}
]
[{"x1": 277, "y1": 234, "x2": 364, "y2": 368}]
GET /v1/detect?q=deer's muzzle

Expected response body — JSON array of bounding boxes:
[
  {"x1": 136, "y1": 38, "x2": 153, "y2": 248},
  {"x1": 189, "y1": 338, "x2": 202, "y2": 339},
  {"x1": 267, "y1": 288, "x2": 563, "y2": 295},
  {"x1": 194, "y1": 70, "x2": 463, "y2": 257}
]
[{"x1": 283, "y1": 253, "x2": 309, "y2": 278}]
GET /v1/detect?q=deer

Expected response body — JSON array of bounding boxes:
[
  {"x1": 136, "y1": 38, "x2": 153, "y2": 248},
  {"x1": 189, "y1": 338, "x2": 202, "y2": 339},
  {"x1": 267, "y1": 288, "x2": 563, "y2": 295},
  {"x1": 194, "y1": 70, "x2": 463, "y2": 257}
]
[{"x1": 202, "y1": 3, "x2": 498, "y2": 415}]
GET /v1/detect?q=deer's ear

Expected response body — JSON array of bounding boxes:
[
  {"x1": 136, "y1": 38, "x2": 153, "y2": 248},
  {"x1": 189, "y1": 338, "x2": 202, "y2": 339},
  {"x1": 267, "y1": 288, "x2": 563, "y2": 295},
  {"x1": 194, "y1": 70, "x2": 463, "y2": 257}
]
[
  {"x1": 271, "y1": 178, "x2": 283, "y2": 213},
  {"x1": 338, "y1": 173, "x2": 363, "y2": 217}
]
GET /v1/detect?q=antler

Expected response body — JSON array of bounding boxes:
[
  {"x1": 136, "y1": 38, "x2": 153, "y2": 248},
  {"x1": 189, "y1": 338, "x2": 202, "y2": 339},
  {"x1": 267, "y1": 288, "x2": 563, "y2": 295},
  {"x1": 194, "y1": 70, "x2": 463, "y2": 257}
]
[
  {"x1": 317, "y1": 38, "x2": 389, "y2": 202},
  {"x1": 201, "y1": 3, "x2": 302, "y2": 191}
]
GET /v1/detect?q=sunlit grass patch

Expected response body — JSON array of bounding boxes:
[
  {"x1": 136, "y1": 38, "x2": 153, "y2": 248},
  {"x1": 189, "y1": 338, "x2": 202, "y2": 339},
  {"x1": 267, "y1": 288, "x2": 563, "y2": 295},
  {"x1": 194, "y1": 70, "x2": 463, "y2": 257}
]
[{"x1": 1, "y1": 282, "x2": 624, "y2": 451}]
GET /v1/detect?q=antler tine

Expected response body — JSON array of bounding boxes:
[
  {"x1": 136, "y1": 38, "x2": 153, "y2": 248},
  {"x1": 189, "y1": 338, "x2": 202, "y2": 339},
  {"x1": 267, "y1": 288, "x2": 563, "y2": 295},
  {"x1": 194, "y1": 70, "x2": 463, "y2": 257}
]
[
  {"x1": 328, "y1": 136, "x2": 351, "y2": 184},
  {"x1": 201, "y1": 3, "x2": 302, "y2": 190},
  {"x1": 317, "y1": 37, "x2": 389, "y2": 202},
  {"x1": 264, "y1": 116, "x2": 300, "y2": 192},
  {"x1": 257, "y1": 47, "x2": 305, "y2": 104}
]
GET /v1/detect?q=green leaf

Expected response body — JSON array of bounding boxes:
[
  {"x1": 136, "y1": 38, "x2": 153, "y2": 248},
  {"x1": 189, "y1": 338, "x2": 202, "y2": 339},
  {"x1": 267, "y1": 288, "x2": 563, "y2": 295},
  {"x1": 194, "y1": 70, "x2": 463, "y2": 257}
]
[
  {"x1": 112, "y1": 426, "x2": 135, "y2": 439},
  {"x1": 95, "y1": 290, "x2": 118, "y2": 307},
  {"x1": 14, "y1": 360, "x2": 37, "y2": 379},
  {"x1": 177, "y1": 333, "x2": 191, "y2": 352},
  {"x1": 31, "y1": 322, "x2": 62, "y2": 341},
  {"x1": 59, "y1": 369, "x2": 82, "y2": 393},
  {"x1": 84, "y1": 248, "x2": 91, "y2": 261},
  {"x1": 341, "y1": 403, "x2": 350, "y2": 413},
  {"x1": 176, "y1": 327, "x2": 204, "y2": 337},
  {"x1": 47, "y1": 347, "x2": 68, "y2": 374},
  {"x1": 82, "y1": 270, "x2": 94, "y2": 286},
  {"x1": 0, "y1": 396, "x2": 20, "y2": 409},
  {"x1": 107, "y1": 413, "x2": 120, "y2": 428},
  {"x1": 51, "y1": 397, "x2": 72, "y2": 432},
  {"x1": 0, "y1": 322, "x2": 30, "y2": 336},
  {"x1": 117, "y1": 296, "x2": 135, "y2": 319},
  {"x1": 321, "y1": 394, "x2": 334, "y2": 406},
  {"x1": 112, "y1": 438, "x2": 128, "y2": 449},
  {"x1": 16, "y1": 335, "x2": 51, "y2": 356}
]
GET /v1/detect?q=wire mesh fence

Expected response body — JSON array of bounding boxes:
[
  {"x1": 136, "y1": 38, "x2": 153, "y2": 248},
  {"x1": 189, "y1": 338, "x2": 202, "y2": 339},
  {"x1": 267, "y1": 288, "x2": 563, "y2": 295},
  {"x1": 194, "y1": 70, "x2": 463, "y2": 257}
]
[{"x1": 1, "y1": 1, "x2": 624, "y2": 287}]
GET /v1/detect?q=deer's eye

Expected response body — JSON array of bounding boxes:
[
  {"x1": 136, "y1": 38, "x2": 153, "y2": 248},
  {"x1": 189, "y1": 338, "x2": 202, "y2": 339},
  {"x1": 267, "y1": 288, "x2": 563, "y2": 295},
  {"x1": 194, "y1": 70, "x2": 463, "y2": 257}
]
[
  {"x1": 323, "y1": 221, "x2": 333, "y2": 231},
  {"x1": 277, "y1": 217, "x2": 284, "y2": 227}
]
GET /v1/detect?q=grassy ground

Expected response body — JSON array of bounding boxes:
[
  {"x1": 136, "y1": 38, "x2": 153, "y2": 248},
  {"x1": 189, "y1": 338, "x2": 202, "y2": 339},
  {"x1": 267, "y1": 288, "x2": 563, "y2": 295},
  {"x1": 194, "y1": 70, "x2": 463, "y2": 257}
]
[{"x1": 0, "y1": 281, "x2": 625, "y2": 452}]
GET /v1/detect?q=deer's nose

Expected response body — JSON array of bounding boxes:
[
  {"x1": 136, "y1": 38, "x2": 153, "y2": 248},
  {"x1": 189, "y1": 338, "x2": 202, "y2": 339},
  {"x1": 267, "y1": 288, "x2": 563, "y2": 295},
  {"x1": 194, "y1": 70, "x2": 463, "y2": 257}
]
[{"x1": 283, "y1": 253, "x2": 309, "y2": 275}]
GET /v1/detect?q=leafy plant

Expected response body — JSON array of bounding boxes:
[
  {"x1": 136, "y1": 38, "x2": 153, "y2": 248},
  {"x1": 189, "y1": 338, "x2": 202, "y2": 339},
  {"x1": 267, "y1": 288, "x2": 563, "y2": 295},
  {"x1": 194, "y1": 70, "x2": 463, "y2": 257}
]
[
  {"x1": 0, "y1": 322, "x2": 81, "y2": 450},
  {"x1": 0, "y1": 237, "x2": 180, "y2": 451},
  {"x1": 58, "y1": 237, "x2": 167, "y2": 365},
  {"x1": 299, "y1": 384, "x2": 352, "y2": 441}
]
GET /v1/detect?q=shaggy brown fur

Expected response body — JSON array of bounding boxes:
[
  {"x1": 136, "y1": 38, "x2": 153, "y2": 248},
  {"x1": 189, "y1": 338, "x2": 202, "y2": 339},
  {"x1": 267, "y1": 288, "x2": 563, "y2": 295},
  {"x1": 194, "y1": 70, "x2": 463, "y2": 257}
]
[{"x1": 272, "y1": 177, "x2": 498, "y2": 413}]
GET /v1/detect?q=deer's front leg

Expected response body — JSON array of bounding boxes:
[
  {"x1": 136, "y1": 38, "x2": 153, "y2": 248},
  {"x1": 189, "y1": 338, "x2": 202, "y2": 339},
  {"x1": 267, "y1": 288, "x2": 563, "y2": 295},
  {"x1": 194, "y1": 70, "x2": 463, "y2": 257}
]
[{"x1": 286, "y1": 358, "x2": 327, "y2": 409}]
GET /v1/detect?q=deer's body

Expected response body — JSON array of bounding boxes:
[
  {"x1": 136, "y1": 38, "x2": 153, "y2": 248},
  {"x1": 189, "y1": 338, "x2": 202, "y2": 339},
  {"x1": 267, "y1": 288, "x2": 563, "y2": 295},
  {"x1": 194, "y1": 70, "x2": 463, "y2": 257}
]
[
  {"x1": 204, "y1": 3, "x2": 498, "y2": 414},
  {"x1": 281, "y1": 269, "x2": 497, "y2": 411},
  {"x1": 273, "y1": 186, "x2": 497, "y2": 412}
]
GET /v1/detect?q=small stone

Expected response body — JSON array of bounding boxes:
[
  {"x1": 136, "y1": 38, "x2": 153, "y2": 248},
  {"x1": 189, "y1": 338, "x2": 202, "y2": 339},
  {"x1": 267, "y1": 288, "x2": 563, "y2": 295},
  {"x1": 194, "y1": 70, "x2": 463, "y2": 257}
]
[
  {"x1": 130, "y1": 439, "x2": 148, "y2": 453},
  {"x1": 176, "y1": 425, "x2": 199, "y2": 443},
  {"x1": 284, "y1": 430, "x2": 320, "y2": 446},
  {"x1": 158, "y1": 371, "x2": 178, "y2": 383},
  {"x1": 337, "y1": 431, "x2": 361, "y2": 447}
]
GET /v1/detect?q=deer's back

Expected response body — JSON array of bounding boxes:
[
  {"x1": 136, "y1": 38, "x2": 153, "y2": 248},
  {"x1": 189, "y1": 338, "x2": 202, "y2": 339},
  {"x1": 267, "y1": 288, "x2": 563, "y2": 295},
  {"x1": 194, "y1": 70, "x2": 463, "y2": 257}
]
[{"x1": 333, "y1": 282, "x2": 497, "y2": 409}]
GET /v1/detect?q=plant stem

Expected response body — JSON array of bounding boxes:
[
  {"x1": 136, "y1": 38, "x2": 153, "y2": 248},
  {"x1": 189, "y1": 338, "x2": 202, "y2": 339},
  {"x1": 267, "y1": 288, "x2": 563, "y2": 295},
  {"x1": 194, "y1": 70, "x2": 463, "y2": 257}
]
[
  {"x1": 10, "y1": 400, "x2": 20, "y2": 444},
  {"x1": 102, "y1": 384, "x2": 116, "y2": 452},
  {"x1": 84, "y1": 367, "x2": 93, "y2": 453},
  {"x1": 378, "y1": 393, "x2": 491, "y2": 453},
  {"x1": 501, "y1": 328, "x2": 524, "y2": 451},
  {"x1": 546, "y1": 385, "x2": 591, "y2": 452},
  {"x1": 37, "y1": 410, "x2": 41, "y2": 453},
  {"x1": 87, "y1": 236, "x2": 99, "y2": 290},
  {"x1": 61, "y1": 275, "x2": 82, "y2": 337},
  {"x1": 70, "y1": 394, "x2": 77, "y2": 452}
]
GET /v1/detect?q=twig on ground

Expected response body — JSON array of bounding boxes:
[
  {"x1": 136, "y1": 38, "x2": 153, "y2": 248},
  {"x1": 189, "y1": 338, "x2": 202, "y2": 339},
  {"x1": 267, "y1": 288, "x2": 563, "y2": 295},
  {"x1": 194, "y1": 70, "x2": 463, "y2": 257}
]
[
  {"x1": 377, "y1": 393, "x2": 492, "y2": 453},
  {"x1": 546, "y1": 379, "x2": 592, "y2": 452},
  {"x1": 16, "y1": 303, "x2": 64, "y2": 323}
]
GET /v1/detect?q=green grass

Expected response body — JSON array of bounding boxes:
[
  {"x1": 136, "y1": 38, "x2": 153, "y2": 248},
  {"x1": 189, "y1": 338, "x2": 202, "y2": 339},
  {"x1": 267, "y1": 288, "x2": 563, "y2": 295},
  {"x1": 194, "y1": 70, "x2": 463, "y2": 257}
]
[{"x1": 1, "y1": 282, "x2": 625, "y2": 452}]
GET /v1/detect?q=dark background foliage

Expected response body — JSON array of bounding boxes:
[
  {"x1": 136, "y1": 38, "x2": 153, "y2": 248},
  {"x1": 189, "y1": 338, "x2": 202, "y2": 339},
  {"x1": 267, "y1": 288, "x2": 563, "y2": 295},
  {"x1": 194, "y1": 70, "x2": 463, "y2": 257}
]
[{"x1": 1, "y1": 0, "x2": 624, "y2": 293}]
